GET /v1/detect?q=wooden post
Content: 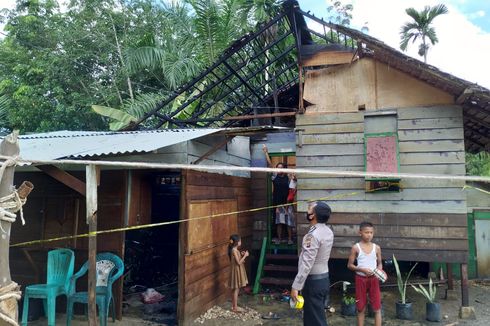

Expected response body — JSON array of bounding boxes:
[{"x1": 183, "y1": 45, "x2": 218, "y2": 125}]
[
  {"x1": 446, "y1": 263, "x2": 454, "y2": 290},
  {"x1": 460, "y1": 263, "x2": 469, "y2": 307},
  {"x1": 86, "y1": 165, "x2": 98, "y2": 325},
  {"x1": 0, "y1": 132, "x2": 20, "y2": 325}
]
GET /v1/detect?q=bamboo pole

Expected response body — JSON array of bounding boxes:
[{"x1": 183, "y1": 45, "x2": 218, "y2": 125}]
[
  {"x1": 0, "y1": 132, "x2": 20, "y2": 326},
  {"x1": 86, "y1": 165, "x2": 98, "y2": 325},
  {"x1": 1, "y1": 155, "x2": 490, "y2": 183}
]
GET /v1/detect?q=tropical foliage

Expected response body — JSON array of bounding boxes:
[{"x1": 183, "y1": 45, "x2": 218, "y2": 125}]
[
  {"x1": 0, "y1": 0, "x2": 283, "y2": 132},
  {"x1": 393, "y1": 255, "x2": 418, "y2": 304},
  {"x1": 466, "y1": 152, "x2": 490, "y2": 176},
  {"x1": 399, "y1": 4, "x2": 448, "y2": 63}
]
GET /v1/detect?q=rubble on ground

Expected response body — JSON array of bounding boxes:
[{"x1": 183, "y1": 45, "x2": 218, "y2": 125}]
[{"x1": 194, "y1": 306, "x2": 263, "y2": 324}]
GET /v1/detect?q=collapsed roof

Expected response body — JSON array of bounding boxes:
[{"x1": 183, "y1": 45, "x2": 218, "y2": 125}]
[{"x1": 129, "y1": 0, "x2": 489, "y2": 153}]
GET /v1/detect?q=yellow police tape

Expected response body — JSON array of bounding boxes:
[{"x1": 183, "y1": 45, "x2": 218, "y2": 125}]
[
  {"x1": 462, "y1": 184, "x2": 490, "y2": 195},
  {"x1": 10, "y1": 189, "x2": 367, "y2": 248}
]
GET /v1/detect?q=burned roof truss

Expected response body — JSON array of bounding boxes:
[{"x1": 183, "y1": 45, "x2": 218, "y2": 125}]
[{"x1": 130, "y1": 1, "x2": 490, "y2": 153}]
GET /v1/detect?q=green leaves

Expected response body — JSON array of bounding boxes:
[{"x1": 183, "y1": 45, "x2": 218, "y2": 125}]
[
  {"x1": 411, "y1": 277, "x2": 437, "y2": 303},
  {"x1": 91, "y1": 105, "x2": 137, "y2": 131},
  {"x1": 399, "y1": 4, "x2": 448, "y2": 62},
  {"x1": 0, "y1": 95, "x2": 11, "y2": 124},
  {"x1": 1, "y1": 0, "x2": 284, "y2": 132},
  {"x1": 342, "y1": 295, "x2": 356, "y2": 305},
  {"x1": 393, "y1": 255, "x2": 418, "y2": 304},
  {"x1": 466, "y1": 152, "x2": 490, "y2": 176}
]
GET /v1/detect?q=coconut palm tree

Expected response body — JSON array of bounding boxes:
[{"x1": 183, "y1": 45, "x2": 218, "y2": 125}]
[{"x1": 399, "y1": 4, "x2": 448, "y2": 63}]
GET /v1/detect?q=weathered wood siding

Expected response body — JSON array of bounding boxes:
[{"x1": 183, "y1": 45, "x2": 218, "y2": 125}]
[
  {"x1": 187, "y1": 135, "x2": 251, "y2": 178},
  {"x1": 98, "y1": 134, "x2": 251, "y2": 178},
  {"x1": 296, "y1": 105, "x2": 468, "y2": 263},
  {"x1": 179, "y1": 170, "x2": 252, "y2": 325}
]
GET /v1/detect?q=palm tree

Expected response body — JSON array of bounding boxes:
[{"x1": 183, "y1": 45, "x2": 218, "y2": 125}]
[{"x1": 399, "y1": 4, "x2": 448, "y2": 63}]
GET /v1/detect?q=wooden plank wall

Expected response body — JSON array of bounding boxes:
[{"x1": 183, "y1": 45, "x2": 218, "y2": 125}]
[
  {"x1": 251, "y1": 172, "x2": 268, "y2": 250},
  {"x1": 295, "y1": 105, "x2": 468, "y2": 263},
  {"x1": 179, "y1": 170, "x2": 252, "y2": 325},
  {"x1": 303, "y1": 58, "x2": 454, "y2": 113},
  {"x1": 187, "y1": 135, "x2": 251, "y2": 178}
]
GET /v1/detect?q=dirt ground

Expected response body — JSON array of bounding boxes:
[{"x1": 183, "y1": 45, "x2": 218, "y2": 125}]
[
  {"x1": 22, "y1": 280, "x2": 490, "y2": 325},
  {"x1": 191, "y1": 280, "x2": 490, "y2": 326}
]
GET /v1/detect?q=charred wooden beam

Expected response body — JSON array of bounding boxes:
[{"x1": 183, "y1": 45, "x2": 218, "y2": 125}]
[
  {"x1": 463, "y1": 122, "x2": 490, "y2": 140},
  {"x1": 464, "y1": 112, "x2": 490, "y2": 129},
  {"x1": 181, "y1": 45, "x2": 296, "y2": 124},
  {"x1": 456, "y1": 87, "x2": 476, "y2": 104},
  {"x1": 133, "y1": 12, "x2": 288, "y2": 127}
]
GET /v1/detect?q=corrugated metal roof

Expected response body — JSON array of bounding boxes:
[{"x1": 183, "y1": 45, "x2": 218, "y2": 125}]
[{"x1": 18, "y1": 129, "x2": 221, "y2": 161}]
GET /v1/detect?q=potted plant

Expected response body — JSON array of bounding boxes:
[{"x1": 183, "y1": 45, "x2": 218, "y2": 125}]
[
  {"x1": 411, "y1": 277, "x2": 441, "y2": 322},
  {"x1": 393, "y1": 255, "x2": 418, "y2": 320},
  {"x1": 340, "y1": 281, "x2": 356, "y2": 316}
]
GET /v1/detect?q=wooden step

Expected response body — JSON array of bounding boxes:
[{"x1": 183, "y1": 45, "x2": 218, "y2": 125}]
[
  {"x1": 266, "y1": 254, "x2": 298, "y2": 261},
  {"x1": 260, "y1": 277, "x2": 294, "y2": 286},
  {"x1": 264, "y1": 265, "x2": 298, "y2": 272}
]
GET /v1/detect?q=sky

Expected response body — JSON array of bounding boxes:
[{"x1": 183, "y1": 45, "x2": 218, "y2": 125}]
[
  {"x1": 299, "y1": 0, "x2": 490, "y2": 89},
  {"x1": 1, "y1": 0, "x2": 490, "y2": 89}
]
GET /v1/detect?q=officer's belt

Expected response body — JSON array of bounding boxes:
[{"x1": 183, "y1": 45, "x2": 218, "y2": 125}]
[{"x1": 306, "y1": 272, "x2": 329, "y2": 280}]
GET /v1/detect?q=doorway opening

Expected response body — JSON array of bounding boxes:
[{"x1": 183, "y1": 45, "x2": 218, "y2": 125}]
[
  {"x1": 124, "y1": 171, "x2": 180, "y2": 323},
  {"x1": 267, "y1": 153, "x2": 297, "y2": 249}
]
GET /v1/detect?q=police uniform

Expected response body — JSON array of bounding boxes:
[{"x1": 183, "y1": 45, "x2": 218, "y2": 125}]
[{"x1": 292, "y1": 223, "x2": 334, "y2": 326}]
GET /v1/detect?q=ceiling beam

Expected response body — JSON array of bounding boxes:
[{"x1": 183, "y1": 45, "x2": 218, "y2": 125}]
[
  {"x1": 192, "y1": 136, "x2": 235, "y2": 165},
  {"x1": 36, "y1": 165, "x2": 86, "y2": 197}
]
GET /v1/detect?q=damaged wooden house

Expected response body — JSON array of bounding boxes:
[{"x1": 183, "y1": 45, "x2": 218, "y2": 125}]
[
  {"x1": 11, "y1": 128, "x2": 259, "y2": 324},
  {"x1": 8, "y1": 0, "x2": 490, "y2": 324}
]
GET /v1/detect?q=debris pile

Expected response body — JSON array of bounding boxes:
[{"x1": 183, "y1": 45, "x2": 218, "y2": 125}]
[
  {"x1": 194, "y1": 306, "x2": 263, "y2": 324},
  {"x1": 141, "y1": 288, "x2": 165, "y2": 304}
]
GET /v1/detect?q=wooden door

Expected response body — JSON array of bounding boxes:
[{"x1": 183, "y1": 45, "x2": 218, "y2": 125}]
[
  {"x1": 182, "y1": 199, "x2": 237, "y2": 320},
  {"x1": 179, "y1": 169, "x2": 252, "y2": 325},
  {"x1": 475, "y1": 211, "x2": 490, "y2": 278}
]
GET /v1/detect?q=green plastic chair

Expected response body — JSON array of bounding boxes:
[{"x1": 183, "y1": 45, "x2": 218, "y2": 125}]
[
  {"x1": 66, "y1": 252, "x2": 124, "y2": 326},
  {"x1": 21, "y1": 248, "x2": 75, "y2": 326}
]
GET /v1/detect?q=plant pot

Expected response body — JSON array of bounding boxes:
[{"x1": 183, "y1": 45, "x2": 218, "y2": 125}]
[
  {"x1": 395, "y1": 302, "x2": 413, "y2": 320},
  {"x1": 426, "y1": 302, "x2": 442, "y2": 322},
  {"x1": 341, "y1": 302, "x2": 357, "y2": 316}
]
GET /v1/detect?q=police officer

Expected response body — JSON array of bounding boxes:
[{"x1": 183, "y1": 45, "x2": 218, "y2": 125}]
[{"x1": 291, "y1": 201, "x2": 334, "y2": 326}]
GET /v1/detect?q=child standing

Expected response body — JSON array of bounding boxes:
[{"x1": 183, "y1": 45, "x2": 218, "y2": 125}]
[
  {"x1": 347, "y1": 222, "x2": 383, "y2": 326},
  {"x1": 228, "y1": 234, "x2": 249, "y2": 313}
]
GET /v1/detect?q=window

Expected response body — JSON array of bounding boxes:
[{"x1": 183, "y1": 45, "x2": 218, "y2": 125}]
[{"x1": 364, "y1": 112, "x2": 400, "y2": 192}]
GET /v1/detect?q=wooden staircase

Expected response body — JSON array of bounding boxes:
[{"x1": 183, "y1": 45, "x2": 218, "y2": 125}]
[{"x1": 253, "y1": 238, "x2": 298, "y2": 293}]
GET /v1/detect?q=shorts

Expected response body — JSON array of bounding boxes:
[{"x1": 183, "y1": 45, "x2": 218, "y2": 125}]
[
  {"x1": 355, "y1": 274, "x2": 381, "y2": 312},
  {"x1": 275, "y1": 206, "x2": 295, "y2": 227}
]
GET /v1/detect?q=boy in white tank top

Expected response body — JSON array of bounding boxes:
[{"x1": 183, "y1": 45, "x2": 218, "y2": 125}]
[{"x1": 347, "y1": 221, "x2": 383, "y2": 326}]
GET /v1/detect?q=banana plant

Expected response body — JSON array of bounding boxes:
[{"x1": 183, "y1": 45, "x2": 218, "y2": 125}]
[{"x1": 91, "y1": 105, "x2": 138, "y2": 131}]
